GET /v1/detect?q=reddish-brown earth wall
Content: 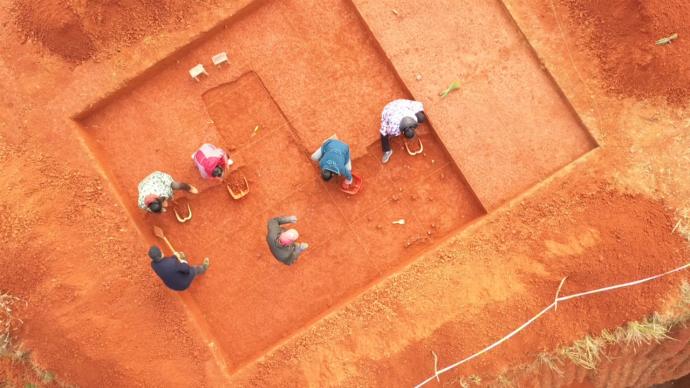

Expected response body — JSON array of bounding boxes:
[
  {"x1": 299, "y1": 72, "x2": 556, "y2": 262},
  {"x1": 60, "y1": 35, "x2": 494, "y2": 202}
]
[{"x1": 498, "y1": 325, "x2": 690, "y2": 388}]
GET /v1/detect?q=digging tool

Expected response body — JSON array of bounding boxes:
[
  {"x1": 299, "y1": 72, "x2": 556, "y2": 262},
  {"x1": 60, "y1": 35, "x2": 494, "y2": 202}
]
[
  {"x1": 656, "y1": 33, "x2": 678, "y2": 46},
  {"x1": 439, "y1": 81, "x2": 460, "y2": 98},
  {"x1": 153, "y1": 226, "x2": 176, "y2": 252},
  {"x1": 171, "y1": 200, "x2": 192, "y2": 223},
  {"x1": 404, "y1": 136, "x2": 424, "y2": 156},
  {"x1": 152, "y1": 226, "x2": 188, "y2": 264},
  {"x1": 226, "y1": 174, "x2": 250, "y2": 200},
  {"x1": 340, "y1": 173, "x2": 363, "y2": 195}
]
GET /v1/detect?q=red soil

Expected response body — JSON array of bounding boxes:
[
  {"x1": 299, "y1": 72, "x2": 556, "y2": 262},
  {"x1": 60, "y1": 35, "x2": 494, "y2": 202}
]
[
  {"x1": 13, "y1": 1, "x2": 95, "y2": 63},
  {"x1": 2, "y1": 0, "x2": 690, "y2": 385},
  {"x1": 562, "y1": 0, "x2": 690, "y2": 105},
  {"x1": 12, "y1": 0, "x2": 219, "y2": 63}
]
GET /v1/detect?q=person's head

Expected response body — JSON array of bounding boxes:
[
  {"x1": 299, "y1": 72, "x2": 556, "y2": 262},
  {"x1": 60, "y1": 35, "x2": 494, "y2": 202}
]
[
  {"x1": 278, "y1": 228, "x2": 299, "y2": 246},
  {"x1": 321, "y1": 169, "x2": 333, "y2": 181},
  {"x1": 400, "y1": 116, "x2": 418, "y2": 139},
  {"x1": 148, "y1": 246, "x2": 163, "y2": 262},
  {"x1": 212, "y1": 165, "x2": 224, "y2": 178},
  {"x1": 145, "y1": 196, "x2": 165, "y2": 213},
  {"x1": 415, "y1": 111, "x2": 426, "y2": 123}
]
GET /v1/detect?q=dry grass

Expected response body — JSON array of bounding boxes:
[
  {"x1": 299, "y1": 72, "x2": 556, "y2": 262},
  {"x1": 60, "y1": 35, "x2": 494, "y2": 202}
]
[
  {"x1": 536, "y1": 352, "x2": 563, "y2": 375},
  {"x1": 554, "y1": 282, "x2": 690, "y2": 373},
  {"x1": 559, "y1": 335, "x2": 605, "y2": 370},
  {"x1": 0, "y1": 292, "x2": 23, "y2": 356},
  {"x1": 458, "y1": 375, "x2": 481, "y2": 388},
  {"x1": 672, "y1": 207, "x2": 690, "y2": 241},
  {"x1": 620, "y1": 314, "x2": 672, "y2": 346},
  {"x1": 0, "y1": 292, "x2": 64, "y2": 387}
]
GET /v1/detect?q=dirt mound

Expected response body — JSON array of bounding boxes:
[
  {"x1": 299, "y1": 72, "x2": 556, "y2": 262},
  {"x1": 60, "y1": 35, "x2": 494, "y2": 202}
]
[
  {"x1": 563, "y1": 0, "x2": 690, "y2": 105},
  {"x1": 69, "y1": 0, "x2": 186, "y2": 48},
  {"x1": 13, "y1": 1, "x2": 95, "y2": 63},
  {"x1": 12, "y1": 0, "x2": 198, "y2": 63}
]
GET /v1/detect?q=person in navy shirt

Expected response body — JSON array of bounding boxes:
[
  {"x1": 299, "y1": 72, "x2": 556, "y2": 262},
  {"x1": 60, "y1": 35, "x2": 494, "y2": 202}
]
[{"x1": 147, "y1": 246, "x2": 209, "y2": 291}]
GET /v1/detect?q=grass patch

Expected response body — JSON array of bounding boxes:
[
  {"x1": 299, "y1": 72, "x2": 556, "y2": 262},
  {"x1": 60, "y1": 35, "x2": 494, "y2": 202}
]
[
  {"x1": 559, "y1": 335, "x2": 605, "y2": 370},
  {"x1": 0, "y1": 291, "x2": 64, "y2": 387},
  {"x1": 620, "y1": 314, "x2": 672, "y2": 346},
  {"x1": 0, "y1": 292, "x2": 23, "y2": 356},
  {"x1": 458, "y1": 375, "x2": 481, "y2": 388},
  {"x1": 496, "y1": 374, "x2": 514, "y2": 387},
  {"x1": 536, "y1": 352, "x2": 563, "y2": 375}
]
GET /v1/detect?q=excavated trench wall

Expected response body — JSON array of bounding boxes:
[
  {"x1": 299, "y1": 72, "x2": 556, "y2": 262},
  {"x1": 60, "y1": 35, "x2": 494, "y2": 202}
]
[{"x1": 496, "y1": 325, "x2": 690, "y2": 387}]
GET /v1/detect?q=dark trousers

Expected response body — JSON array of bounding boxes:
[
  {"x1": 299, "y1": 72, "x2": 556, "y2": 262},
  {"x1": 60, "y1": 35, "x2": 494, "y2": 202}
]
[
  {"x1": 380, "y1": 134, "x2": 392, "y2": 152},
  {"x1": 192, "y1": 265, "x2": 207, "y2": 276}
]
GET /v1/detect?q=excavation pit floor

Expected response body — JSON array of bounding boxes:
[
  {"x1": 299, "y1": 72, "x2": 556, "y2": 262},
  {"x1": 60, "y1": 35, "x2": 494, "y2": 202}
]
[{"x1": 77, "y1": 1, "x2": 484, "y2": 367}]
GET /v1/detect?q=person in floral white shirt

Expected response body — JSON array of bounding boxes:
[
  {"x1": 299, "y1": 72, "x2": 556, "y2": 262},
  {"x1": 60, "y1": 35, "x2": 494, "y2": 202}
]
[
  {"x1": 137, "y1": 171, "x2": 198, "y2": 213},
  {"x1": 379, "y1": 99, "x2": 426, "y2": 164}
]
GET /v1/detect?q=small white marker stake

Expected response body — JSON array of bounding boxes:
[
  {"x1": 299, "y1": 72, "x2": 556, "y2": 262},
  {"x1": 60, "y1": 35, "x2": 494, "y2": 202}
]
[
  {"x1": 212, "y1": 52, "x2": 229, "y2": 67},
  {"x1": 189, "y1": 64, "x2": 208, "y2": 81}
]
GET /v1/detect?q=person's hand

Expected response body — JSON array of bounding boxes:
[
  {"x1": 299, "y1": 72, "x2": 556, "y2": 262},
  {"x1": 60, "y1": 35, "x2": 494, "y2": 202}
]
[
  {"x1": 174, "y1": 252, "x2": 188, "y2": 263},
  {"x1": 286, "y1": 215, "x2": 298, "y2": 223},
  {"x1": 202, "y1": 257, "x2": 210, "y2": 269},
  {"x1": 188, "y1": 185, "x2": 199, "y2": 194}
]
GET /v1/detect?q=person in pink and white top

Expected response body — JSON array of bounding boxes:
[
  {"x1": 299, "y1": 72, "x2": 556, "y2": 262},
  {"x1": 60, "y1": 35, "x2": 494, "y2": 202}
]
[{"x1": 191, "y1": 143, "x2": 234, "y2": 180}]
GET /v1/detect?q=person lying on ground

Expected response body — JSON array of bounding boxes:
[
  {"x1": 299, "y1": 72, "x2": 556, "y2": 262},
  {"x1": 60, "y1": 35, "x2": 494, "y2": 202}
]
[
  {"x1": 137, "y1": 171, "x2": 198, "y2": 213},
  {"x1": 192, "y1": 143, "x2": 234, "y2": 180},
  {"x1": 147, "y1": 245, "x2": 210, "y2": 291},
  {"x1": 379, "y1": 99, "x2": 426, "y2": 164},
  {"x1": 266, "y1": 215, "x2": 309, "y2": 265},
  {"x1": 310, "y1": 135, "x2": 355, "y2": 189}
]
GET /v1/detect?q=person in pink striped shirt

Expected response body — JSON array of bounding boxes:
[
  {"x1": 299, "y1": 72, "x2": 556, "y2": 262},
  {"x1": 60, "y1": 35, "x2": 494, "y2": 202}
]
[{"x1": 191, "y1": 143, "x2": 234, "y2": 180}]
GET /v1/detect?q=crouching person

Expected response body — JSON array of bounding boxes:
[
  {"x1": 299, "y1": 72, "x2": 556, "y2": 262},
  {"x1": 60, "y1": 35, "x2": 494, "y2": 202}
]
[
  {"x1": 147, "y1": 246, "x2": 209, "y2": 291},
  {"x1": 266, "y1": 215, "x2": 308, "y2": 265}
]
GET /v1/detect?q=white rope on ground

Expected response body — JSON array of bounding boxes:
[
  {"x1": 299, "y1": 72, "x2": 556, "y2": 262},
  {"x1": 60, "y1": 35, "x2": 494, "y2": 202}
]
[
  {"x1": 414, "y1": 261, "x2": 690, "y2": 387},
  {"x1": 554, "y1": 276, "x2": 568, "y2": 311}
]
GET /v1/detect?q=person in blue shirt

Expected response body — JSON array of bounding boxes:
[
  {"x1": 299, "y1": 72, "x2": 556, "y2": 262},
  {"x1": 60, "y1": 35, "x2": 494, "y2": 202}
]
[
  {"x1": 311, "y1": 135, "x2": 354, "y2": 187},
  {"x1": 147, "y1": 246, "x2": 209, "y2": 291}
]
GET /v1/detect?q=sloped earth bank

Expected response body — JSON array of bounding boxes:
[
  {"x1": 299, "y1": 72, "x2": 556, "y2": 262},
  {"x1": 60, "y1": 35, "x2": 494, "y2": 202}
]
[
  {"x1": 1, "y1": 0, "x2": 690, "y2": 387},
  {"x1": 12, "y1": 0, "x2": 224, "y2": 63},
  {"x1": 496, "y1": 323, "x2": 690, "y2": 387}
]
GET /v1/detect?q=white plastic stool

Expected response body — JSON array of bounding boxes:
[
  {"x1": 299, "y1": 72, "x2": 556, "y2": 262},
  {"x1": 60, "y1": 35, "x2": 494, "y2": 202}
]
[
  {"x1": 212, "y1": 52, "x2": 229, "y2": 67},
  {"x1": 189, "y1": 64, "x2": 208, "y2": 81}
]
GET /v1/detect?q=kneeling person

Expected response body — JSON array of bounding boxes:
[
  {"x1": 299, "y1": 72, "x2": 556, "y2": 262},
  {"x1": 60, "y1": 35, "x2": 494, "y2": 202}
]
[{"x1": 192, "y1": 143, "x2": 234, "y2": 180}]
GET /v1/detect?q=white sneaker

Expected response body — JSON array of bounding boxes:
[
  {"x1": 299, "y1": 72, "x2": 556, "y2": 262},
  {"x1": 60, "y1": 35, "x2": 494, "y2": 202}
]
[{"x1": 381, "y1": 150, "x2": 393, "y2": 164}]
